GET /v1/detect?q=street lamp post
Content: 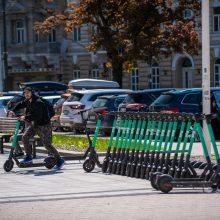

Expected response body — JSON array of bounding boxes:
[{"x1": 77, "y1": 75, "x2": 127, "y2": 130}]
[
  {"x1": 202, "y1": 0, "x2": 211, "y2": 155},
  {"x1": 2, "y1": 0, "x2": 8, "y2": 92}
]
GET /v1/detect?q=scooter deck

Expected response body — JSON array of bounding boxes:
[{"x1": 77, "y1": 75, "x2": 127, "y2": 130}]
[
  {"x1": 17, "y1": 162, "x2": 47, "y2": 168},
  {"x1": 172, "y1": 180, "x2": 213, "y2": 188}
]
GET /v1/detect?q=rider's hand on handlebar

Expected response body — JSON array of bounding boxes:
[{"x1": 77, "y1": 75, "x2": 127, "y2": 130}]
[
  {"x1": 19, "y1": 115, "x2": 25, "y2": 121},
  {"x1": 8, "y1": 111, "x2": 15, "y2": 118}
]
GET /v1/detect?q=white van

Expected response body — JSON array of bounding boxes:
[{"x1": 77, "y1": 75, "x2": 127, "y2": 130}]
[
  {"x1": 68, "y1": 79, "x2": 120, "y2": 90},
  {"x1": 60, "y1": 89, "x2": 131, "y2": 131}
]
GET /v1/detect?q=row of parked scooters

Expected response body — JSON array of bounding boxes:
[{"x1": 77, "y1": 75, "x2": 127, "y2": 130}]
[{"x1": 82, "y1": 111, "x2": 220, "y2": 193}]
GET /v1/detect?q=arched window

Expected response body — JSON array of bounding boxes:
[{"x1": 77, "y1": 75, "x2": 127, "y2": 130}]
[
  {"x1": 182, "y1": 57, "x2": 192, "y2": 67},
  {"x1": 150, "y1": 63, "x2": 160, "y2": 89},
  {"x1": 214, "y1": 59, "x2": 220, "y2": 87}
]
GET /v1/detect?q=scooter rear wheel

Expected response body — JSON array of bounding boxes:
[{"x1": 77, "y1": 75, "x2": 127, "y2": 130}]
[
  {"x1": 83, "y1": 159, "x2": 95, "y2": 172},
  {"x1": 4, "y1": 159, "x2": 14, "y2": 172},
  {"x1": 150, "y1": 172, "x2": 162, "y2": 190},
  {"x1": 44, "y1": 157, "x2": 57, "y2": 169}
]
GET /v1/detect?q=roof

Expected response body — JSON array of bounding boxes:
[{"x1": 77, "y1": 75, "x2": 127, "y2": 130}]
[
  {"x1": 128, "y1": 88, "x2": 175, "y2": 94},
  {"x1": 96, "y1": 94, "x2": 128, "y2": 99},
  {"x1": 165, "y1": 87, "x2": 220, "y2": 95},
  {"x1": 70, "y1": 89, "x2": 131, "y2": 94},
  {"x1": 20, "y1": 81, "x2": 67, "y2": 86},
  {"x1": 0, "y1": 96, "x2": 14, "y2": 100},
  {"x1": 68, "y1": 79, "x2": 120, "y2": 89}
]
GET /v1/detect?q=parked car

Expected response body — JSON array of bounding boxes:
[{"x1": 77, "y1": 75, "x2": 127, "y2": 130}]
[
  {"x1": 68, "y1": 79, "x2": 120, "y2": 90},
  {"x1": 0, "y1": 96, "x2": 14, "y2": 117},
  {"x1": 0, "y1": 91, "x2": 22, "y2": 97},
  {"x1": 43, "y1": 95, "x2": 61, "y2": 105},
  {"x1": 18, "y1": 81, "x2": 68, "y2": 95},
  {"x1": 86, "y1": 94, "x2": 127, "y2": 135},
  {"x1": 149, "y1": 88, "x2": 220, "y2": 139},
  {"x1": 51, "y1": 93, "x2": 71, "y2": 131},
  {"x1": 118, "y1": 88, "x2": 175, "y2": 112},
  {"x1": 7, "y1": 94, "x2": 25, "y2": 116},
  {"x1": 60, "y1": 89, "x2": 131, "y2": 132}
]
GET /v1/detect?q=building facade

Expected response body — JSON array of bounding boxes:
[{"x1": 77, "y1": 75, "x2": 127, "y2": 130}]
[{"x1": 0, "y1": 0, "x2": 220, "y2": 90}]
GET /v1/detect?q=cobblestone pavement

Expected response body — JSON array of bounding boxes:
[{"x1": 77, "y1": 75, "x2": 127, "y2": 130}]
[{"x1": 0, "y1": 151, "x2": 220, "y2": 220}]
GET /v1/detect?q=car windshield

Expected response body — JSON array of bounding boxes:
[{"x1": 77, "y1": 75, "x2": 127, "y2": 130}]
[
  {"x1": 66, "y1": 93, "x2": 83, "y2": 102},
  {"x1": 213, "y1": 91, "x2": 220, "y2": 107},
  {"x1": 55, "y1": 98, "x2": 66, "y2": 106},
  {"x1": 153, "y1": 94, "x2": 175, "y2": 105},
  {"x1": 0, "y1": 99, "x2": 10, "y2": 107},
  {"x1": 92, "y1": 98, "x2": 108, "y2": 108}
]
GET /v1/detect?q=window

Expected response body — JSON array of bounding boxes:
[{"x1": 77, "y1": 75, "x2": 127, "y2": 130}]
[
  {"x1": 16, "y1": 21, "x2": 25, "y2": 44},
  {"x1": 214, "y1": 59, "x2": 220, "y2": 87},
  {"x1": 73, "y1": 27, "x2": 81, "y2": 41},
  {"x1": 131, "y1": 68, "x2": 139, "y2": 91},
  {"x1": 182, "y1": 93, "x2": 201, "y2": 105},
  {"x1": 150, "y1": 63, "x2": 160, "y2": 89},
  {"x1": 213, "y1": 91, "x2": 220, "y2": 106},
  {"x1": 48, "y1": 29, "x2": 56, "y2": 42},
  {"x1": 91, "y1": 69, "x2": 99, "y2": 79},
  {"x1": 73, "y1": 70, "x2": 80, "y2": 79},
  {"x1": 153, "y1": 94, "x2": 175, "y2": 105},
  {"x1": 35, "y1": 32, "x2": 47, "y2": 43},
  {"x1": 35, "y1": 32, "x2": 40, "y2": 43},
  {"x1": 67, "y1": 93, "x2": 83, "y2": 102},
  {"x1": 214, "y1": 7, "x2": 220, "y2": 32}
]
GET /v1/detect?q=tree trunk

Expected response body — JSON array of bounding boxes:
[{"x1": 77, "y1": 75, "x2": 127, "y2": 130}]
[{"x1": 112, "y1": 60, "x2": 123, "y2": 88}]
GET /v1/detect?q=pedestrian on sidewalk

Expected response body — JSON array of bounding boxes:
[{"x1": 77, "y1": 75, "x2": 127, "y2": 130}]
[{"x1": 10, "y1": 87, "x2": 64, "y2": 169}]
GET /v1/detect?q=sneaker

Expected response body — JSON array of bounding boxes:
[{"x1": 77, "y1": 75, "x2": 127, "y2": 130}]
[
  {"x1": 20, "y1": 155, "x2": 33, "y2": 164},
  {"x1": 53, "y1": 158, "x2": 65, "y2": 170},
  {"x1": 14, "y1": 152, "x2": 24, "y2": 158}
]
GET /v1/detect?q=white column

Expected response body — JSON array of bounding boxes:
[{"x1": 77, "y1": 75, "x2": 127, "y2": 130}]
[
  {"x1": 202, "y1": 0, "x2": 211, "y2": 155},
  {"x1": 0, "y1": 35, "x2": 4, "y2": 92}
]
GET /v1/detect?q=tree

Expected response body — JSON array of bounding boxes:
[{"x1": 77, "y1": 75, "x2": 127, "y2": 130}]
[{"x1": 34, "y1": 0, "x2": 201, "y2": 87}]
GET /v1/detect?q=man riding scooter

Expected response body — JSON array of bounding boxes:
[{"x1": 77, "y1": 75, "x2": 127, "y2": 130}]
[{"x1": 10, "y1": 87, "x2": 64, "y2": 169}]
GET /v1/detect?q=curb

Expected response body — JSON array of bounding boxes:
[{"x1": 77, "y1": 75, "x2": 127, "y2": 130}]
[{"x1": 3, "y1": 144, "x2": 106, "y2": 161}]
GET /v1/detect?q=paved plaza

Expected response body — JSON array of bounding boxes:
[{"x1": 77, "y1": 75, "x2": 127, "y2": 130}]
[{"x1": 0, "y1": 150, "x2": 220, "y2": 220}]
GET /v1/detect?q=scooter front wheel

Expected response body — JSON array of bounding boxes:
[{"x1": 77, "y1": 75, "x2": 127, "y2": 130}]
[
  {"x1": 4, "y1": 159, "x2": 14, "y2": 172},
  {"x1": 44, "y1": 157, "x2": 57, "y2": 169},
  {"x1": 157, "y1": 174, "x2": 173, "y2": 193},
  {"x1": 83, "y1": 159, "x2": 95, "y2": 172}
]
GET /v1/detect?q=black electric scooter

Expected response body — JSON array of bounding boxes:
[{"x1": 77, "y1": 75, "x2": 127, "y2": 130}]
[{"x1": 3, "y1": 120, "x2": 57, "y2": 172}]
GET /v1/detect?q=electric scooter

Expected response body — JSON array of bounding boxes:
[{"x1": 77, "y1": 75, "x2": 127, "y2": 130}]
[{"x1": 3, "y1": 120, "x2": 57, "y2": 172}]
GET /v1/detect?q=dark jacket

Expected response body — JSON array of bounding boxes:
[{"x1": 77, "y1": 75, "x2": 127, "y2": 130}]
[{"x1": 13, "y1": 94, "x2": 50, "y2": 126}]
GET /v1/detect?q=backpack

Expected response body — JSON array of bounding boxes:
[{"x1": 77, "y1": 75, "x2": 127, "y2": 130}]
[{"x1": 40, "y1": 97, "x2": 55, "y2": 119}]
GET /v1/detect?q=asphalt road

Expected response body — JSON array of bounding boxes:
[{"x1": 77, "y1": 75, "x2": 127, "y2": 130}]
[{"x1": 0, "y1": 151, "x2": 220, "y2": 220}]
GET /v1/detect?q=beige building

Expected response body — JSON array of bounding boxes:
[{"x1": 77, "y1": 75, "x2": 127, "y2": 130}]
[{"x1": 1, "y1": 0, "x2": 220, "y2": 90}]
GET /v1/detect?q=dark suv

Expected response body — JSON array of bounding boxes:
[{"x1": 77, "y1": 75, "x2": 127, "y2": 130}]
[
  {"x1": 149, "y1": 88, "x2": 220, "y2": 138},
  {"x1": 119, "y1": 88, "x2": 175, "y2": 112},
  {"x1": 86, "y1": 94, "x2": 127, "y2": 135},
  {"x1": 18, "y1": 81, "x2": 68, "y2": 95}
]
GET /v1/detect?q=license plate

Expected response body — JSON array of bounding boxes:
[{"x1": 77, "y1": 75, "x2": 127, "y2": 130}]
[
  {"x1": 63, "y1": 110, "x2": 69, "y2": 115},
  {"x1": 89, "y1": 115, "x2": 96, "y2": 120},
  {"x1": 121, "y1": 108, "x2": 126, "y2": 112}
]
